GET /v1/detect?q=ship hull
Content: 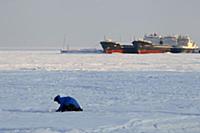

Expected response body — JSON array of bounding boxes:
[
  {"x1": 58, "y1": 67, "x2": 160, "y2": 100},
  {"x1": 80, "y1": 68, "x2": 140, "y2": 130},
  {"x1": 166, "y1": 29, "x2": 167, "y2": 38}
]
[
  {"x1": 170, "y1": 47, "x2": 199, "y2": 53},
  {"x1": 132, "y1": 40, "x2": 171, "y2": 54},
  {"x1": 60, "y1": 49, "x2": 103, "y2": 54}
]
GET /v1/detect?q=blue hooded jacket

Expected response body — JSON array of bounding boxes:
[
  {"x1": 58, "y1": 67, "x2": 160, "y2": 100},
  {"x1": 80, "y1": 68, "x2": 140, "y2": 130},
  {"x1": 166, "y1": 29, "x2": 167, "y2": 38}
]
[{"x1": 54, "y1": 95, "x2": 82, "y2": 112}]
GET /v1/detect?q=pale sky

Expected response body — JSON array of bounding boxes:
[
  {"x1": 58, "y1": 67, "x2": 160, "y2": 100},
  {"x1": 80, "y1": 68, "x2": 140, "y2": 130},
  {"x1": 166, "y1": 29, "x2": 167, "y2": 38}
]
[{"x1": 0, "y1": 0, "x2": 199, "y2": 49}]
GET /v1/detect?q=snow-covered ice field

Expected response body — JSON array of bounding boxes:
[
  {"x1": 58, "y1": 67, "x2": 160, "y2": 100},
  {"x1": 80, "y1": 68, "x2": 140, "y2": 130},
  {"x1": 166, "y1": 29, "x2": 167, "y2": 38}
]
[{"x1": 0, "y1": 51, "x2": 200, "y2": 133}]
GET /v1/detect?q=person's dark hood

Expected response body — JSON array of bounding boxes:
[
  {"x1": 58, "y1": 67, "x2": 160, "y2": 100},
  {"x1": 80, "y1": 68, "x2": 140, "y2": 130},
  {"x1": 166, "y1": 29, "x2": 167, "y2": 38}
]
[{"x1": 54, "y1": 95, "x2": 61, "y2": 103}]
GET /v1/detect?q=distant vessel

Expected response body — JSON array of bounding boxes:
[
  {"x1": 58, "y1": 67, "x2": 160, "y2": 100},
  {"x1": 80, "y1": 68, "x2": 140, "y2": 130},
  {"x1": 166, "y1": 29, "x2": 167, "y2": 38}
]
[
  {"x1": 60, "y1": 35, "x2": 103, "y2": 54},
  {"x1": 100, "y1": 33, "x2": 199, "y2": 54},
  {"x1": 61, "y1": 48, "x2": 103, "y2": 54},
  {"x1": 100, "y1": 39, "x2": 136, "y2": 54},
  {"x1": 100, "y1": 34, "x2": 171, "y2": 54},
  {"x1": 60, "y1": 35, "x2": 70, "y2": 53},
  {"x1": 60, "y1": 49, "x2": 69, "y2": 53},
  {"x1": 170, "y1": 35, "x2": 199, "y2": 53},
  {"x1": 132, "y1": 40, "x2": 172, "y2": 54},
  {"x1": 132, "y1": 33, "x2": 172, "y2": 54}
]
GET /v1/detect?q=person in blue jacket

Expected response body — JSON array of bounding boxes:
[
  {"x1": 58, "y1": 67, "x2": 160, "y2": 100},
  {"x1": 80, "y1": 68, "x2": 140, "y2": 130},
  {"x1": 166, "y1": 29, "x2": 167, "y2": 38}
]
[{"x1": 54, "y1": 95, "x2": 83, "y2": 112}]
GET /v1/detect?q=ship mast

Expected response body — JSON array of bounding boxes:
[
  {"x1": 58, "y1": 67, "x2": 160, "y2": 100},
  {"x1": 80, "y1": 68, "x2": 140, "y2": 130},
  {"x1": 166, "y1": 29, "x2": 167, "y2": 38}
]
[
  {"x1": 63, "y1": 34, "x2": 69, "y2": 51},
  {"x1": 104, "y1": 35, "x2": 106, "y2": 41}
]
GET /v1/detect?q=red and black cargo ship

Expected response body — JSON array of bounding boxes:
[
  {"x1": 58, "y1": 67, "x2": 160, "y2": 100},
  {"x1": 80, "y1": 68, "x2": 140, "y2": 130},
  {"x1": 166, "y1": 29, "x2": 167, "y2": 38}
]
[
  {"x1": 100, "y1": 34, "x2": 199, "y2": 54},
  {"x1": 100, "y1": 40, "x2": 136, "y2": 54},
  {"x1": 132, "y1": 40, "x2": 172, "y2": 54},
  {"x1": 100, "y1": 40, "x2": 171, "y2": 54}
]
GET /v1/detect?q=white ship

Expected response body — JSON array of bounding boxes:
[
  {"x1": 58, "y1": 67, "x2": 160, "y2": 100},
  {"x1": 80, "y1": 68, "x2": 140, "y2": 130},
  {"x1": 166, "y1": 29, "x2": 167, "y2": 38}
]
[
  {"x1": 170, "y1": 35, "x2": 199, "y2": 53},
  {"x1": 143, "y1": 33, "x2": 199, "y2": 53}
]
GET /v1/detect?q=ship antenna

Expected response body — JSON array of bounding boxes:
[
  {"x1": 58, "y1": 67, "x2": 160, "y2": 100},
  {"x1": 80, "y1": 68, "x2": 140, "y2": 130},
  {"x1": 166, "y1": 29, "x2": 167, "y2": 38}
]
[
  {"x1": 104, "y1": 35, "x2": 106, "y2": 41},
  {"x1": 62, "y1": 34, "x2": 66, "y2": 49},
  {"x1": 66, "y1": 36, "x2": 69, "y2": 51},
  {"x1": 130, "y1": 36, "x2": 135, "y2": 41},
  {"x1": 63, "y1": 34, "x2": 69, "y2": 51}
]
